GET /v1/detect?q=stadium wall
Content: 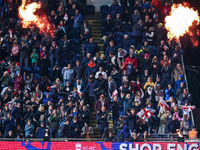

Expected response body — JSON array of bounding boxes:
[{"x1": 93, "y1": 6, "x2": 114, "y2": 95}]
[{"x1": 0, "y1": 141, "x2": 199, "y2": 150}]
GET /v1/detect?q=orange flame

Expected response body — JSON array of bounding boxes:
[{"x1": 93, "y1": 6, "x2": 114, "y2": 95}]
[
  {"x1": 19, "y1": 0, "x2": 53, "y2": 36},
  {"x1": 165, "y1": 2, "x2": 200, "y2": 44}
]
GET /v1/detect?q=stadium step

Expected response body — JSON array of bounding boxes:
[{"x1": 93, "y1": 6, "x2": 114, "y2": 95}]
[
  {"x1": 87, "y1": 18, "x2": 114, "y2": 139},
  {"x1": 91, "y1": 26, "x2": 101, "y2": 30}
]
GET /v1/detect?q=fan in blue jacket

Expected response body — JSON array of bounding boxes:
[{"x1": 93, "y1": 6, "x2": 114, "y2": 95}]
[
  {"x1": 165, "y1": 84, "x2": 175, "y2": 101},
  {"x1": 85, "y1": 61, "x2": 98, "y2": 79},
  {"x1": 175, "y1": 75, "x2": 185, "y2": 91},
  {"x1": 3, "y1": 112, "x2": 16, "y2": 138},
  {"x1": 109, "y1": 0, "x2": 122, "y2": 19},
  {"x1": 36, "y1": 122, "x2": 46, "y2": 138}
]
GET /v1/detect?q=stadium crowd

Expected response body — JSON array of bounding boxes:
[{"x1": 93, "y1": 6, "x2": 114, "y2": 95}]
[{"x1": 0, "y1": 0, "x2": 199, "y2": 141}]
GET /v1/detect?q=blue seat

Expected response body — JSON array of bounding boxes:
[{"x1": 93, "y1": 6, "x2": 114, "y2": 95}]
[
  {"x1": 43, "y1": 92, "x2": 51, "y2": 97},
  {"x1": 31, "y1": 67, "x2": 40, "y2": 73},
  {"x1": 103, "y1": 32, "x2": 112, "y2": 36},
  {"x1": 33, "y1": 73, "x2": 41, "y2": 81},
  {"x1": 113, "y1": 32, "x2": 123, "y2": 37},
  {"x1": 100, "y1": 5, "x2": 110, "y2": 13},
  {"x1": 124, "y1": 32, "x2": 134, "y2": 39},
  {"x1": 101, "y1": 18, "x2": 107, "y2": 26},
  {"x1": 122, "y1": 24, "x2": 133, "y2": 32},
  {"x1": 69, "y1": 39, "x2": 79, "y2": 46},
  {"x1": 48, "y1": 68, "x2": 52, "y2": 75},
  {"x1": 69, "y1": 45, "x2": 79, "y2": 53},
  {"x1": 58, "y1": 96, "x2": 64, "y2": 99},
  {"x1": 87, "y1": 5, "x2": 95, "y2": 15},
  {"x1": 101, "y1": 11, "x2": 108, "y2": 19},
  {"x1": 21, "y1": 66, "x2": 31, "y2": 74}
]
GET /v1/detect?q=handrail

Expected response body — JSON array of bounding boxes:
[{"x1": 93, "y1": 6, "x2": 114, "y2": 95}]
[{"x1": 0, "y1": 137, "x2": 199, "y2": 142}]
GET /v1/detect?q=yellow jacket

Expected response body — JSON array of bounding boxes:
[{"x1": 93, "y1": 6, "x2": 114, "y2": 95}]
[{"x1": 143, "y1": 82, "x2": 155, "y2": 90}]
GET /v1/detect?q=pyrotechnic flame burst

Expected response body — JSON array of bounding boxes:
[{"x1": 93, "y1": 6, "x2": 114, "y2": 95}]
[
  {"x1": 19, "y1": 0, "x2": 53, "y2": 36},
  {"x1": 165, "y1": 2, "x2": 200, "y2": 44}
]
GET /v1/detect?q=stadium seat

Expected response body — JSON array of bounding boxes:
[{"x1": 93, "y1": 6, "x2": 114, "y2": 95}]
[
  {"x1": 113, "y1": 32, "x2": 123, "y2": 37},
  {"x1": 122, "y1": 24, "x2": 133, "y2": 32},
  {"x1": 86, "y1": 5, "x2": 95, "y2": 15},
  {"x1": 69, "y1": 45, "x2": 80, "y2": 53},
  {"x1": 31, "y1": 67, "x2": 40, "y2": 73},
  {"x1": 100, "y1": 5, "x2": 110, "y2": 13},
  {"x1": 101, "y1": 11, "x2": 108, "y2": 19},
  {"x1": 69, "y1": 39, "x2": 79, "y2": 47}
]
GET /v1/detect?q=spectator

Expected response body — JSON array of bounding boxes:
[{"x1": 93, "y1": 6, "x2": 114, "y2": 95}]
[
  {"x1": 49, "y1": 109, "x2": 60, "y2": 138},
  {"x1": 81, "y1": 122, "x2": 94, "y2": 138},
  {"x1": 175, "y1": 75, "x2": 185, "y2": 91},
  {"x1": 176, "y1": 82, "x2": 185, "y2": 105},
  {"x1": 36, "y1": 121, "x2": 46, "y2": 138},
  {"x1": 180, "y1": 89, "x2": 192, "y2": 105},
  {"x1": 3, "y1": 112, "x2": 15, "y2": 137},
  {"x1": 39, "y1": 54, "x2": 50, "y2": 81},
  {"x1": 73, "y1": 9, "x2": 83, "y2": 39},
  {"x1": 62, "y1": 63, "x2": 74, "y2": 87},
  {"x1": 113, "y1": 14, "x2": 123, "y2": 32},
  {"x1": 158, "y1": 106, "x2": 170, "y2": 134},
  {"x1": 19, "y1": 39, "x2": 29, "y2": 67},
  {"x1": 0, "y1": 71, "x2": 11, "y2": 88},
  {"x1": 80, "y1": 20, "x2": 91, "y2": 36},
  {"x1": 109, "y1": 0, "x2": 122, "y2": 19},
  {"x1": 86, "y1": 38, "x2": 99, "y2": 57},
  {"x1": 98, "y1": 107, "x2": 109, "y2": 136},
  {"x1": 70, "y1": 117, "x2": 80, "y2": 138},
  {"x1": 105, "y1": 131, "x2": 116, "y2": 142},
  {"x1": 172, "y1": 63, "x2": 184, "y2": 82},
  {"x1": 165, "y1": 84, "x2": 175, "y2": 101},
  {"x1": 50, "y1": 41, "x2": 60, "y2": 69},
  {"x1": 151, "y1": 0, "x2": 162, "y2": 11},
  {"x1": 25, "y1": 120, "x2": 35, "y2": 137},
  {"x1": 85, "y1": 59, "x2": 98, "y2": 79},
  {"x1": 166, "y1": 115, "x2": 180, "y2": 133},
  {"x1": 74, "y1": 60, "x2": 84, "y2": 80},
  {"x1": 105, "y1": 41, "x2": 117, "y2": 59},
  {"x1": 127, "y1": 108, "x2": 137, "y2": 134},
  {"x1": 14, "y1": 71, "x2": 23, "y2": 91},
  {"x1": 132, "y1": 10, "x2": 141, "y2": 25}
]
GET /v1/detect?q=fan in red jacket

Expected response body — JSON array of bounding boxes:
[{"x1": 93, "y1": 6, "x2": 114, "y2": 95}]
[{"x1": 123, "y1": 52, "x2": 138, "y2": 71}]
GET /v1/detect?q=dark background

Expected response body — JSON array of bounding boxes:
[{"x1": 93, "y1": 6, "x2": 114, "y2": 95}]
[{"x1": 172, "y1": 0, "x2": 200, "y2": 107}]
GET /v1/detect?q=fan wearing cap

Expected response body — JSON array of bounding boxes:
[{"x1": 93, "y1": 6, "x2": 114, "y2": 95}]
[
  {"x1": 94, "y1": 94, "x2": 109, "y2": 115},
  {"x1": 97, "y1": 54, "x2": 109, "y2": 69},
  {"x1": 85, "y1": 58, "x2": 98, "y2": 79},
  {"x1": 50, "y1": 41, "x2": 60, "y2": 69},
  {"x1": 32, "y1": 34, "x2": 40, "y2": 48},
  {"x1": 175, "y1": 74, "x2": 185, "y2": 91}
]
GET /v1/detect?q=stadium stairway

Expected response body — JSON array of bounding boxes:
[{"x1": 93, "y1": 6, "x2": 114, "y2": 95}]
[
  {"x1": 90, "y1": 111, "x2": 114, "y2": 139},
  {"x1": 88, "y1": 19, "x2": 104, "y2": 54},
  {"x1": 80, "y1": 14, "x2": 113, "y2": 139}
]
